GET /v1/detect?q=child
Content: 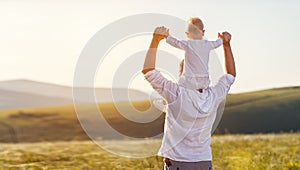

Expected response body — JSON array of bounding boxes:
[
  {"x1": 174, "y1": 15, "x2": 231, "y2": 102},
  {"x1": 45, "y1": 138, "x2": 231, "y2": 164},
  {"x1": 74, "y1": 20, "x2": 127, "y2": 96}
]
[{"x1": 166, "y1": 17, "x2": 224, "y2": 90}]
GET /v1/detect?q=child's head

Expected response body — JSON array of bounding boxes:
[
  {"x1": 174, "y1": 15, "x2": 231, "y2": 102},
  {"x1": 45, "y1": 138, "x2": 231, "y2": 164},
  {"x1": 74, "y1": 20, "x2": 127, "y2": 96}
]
[{"x1": 186, "y1": 17, "x2": 205, "y2": 39}]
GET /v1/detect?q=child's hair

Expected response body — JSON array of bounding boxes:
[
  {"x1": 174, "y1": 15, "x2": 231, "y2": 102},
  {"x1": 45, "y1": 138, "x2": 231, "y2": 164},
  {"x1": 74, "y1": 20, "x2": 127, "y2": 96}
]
[{"x1": 187, "y1": 17, "x2": 204, "y2": 33}]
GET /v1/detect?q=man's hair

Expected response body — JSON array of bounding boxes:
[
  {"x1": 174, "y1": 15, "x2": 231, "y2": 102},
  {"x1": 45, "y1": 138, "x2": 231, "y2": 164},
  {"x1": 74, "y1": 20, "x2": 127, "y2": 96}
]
[{"x1": 188, "y1": 17, "x2": 204, "y2": 31}]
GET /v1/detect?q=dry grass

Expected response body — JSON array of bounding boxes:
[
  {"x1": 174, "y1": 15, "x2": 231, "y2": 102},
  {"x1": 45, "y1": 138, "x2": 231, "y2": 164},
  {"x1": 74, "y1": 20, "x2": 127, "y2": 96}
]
[{"x1": 0, "y1": 133, "x2": 299, "y2": 170}]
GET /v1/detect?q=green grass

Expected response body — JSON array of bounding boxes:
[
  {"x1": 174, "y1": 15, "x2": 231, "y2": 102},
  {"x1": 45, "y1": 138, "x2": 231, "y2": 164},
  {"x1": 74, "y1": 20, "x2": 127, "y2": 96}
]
[
  {"x1": 212, "y1": 133, "x2": 300, "y2": 170},
  {"x1": 0, "y1": 133, "x2": 299, "y2": 170}
]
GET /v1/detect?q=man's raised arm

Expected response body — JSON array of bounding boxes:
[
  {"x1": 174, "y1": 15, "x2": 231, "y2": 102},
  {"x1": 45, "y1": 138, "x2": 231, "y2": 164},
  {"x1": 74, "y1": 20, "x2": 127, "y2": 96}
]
[
  {"x1": 222, "y1": 32, "x2": 236, "y2": 77},
  {"x1": 142, "y1": 26, "x2": 168, "y2": 74},
  {"x1": 141, "y1": 27, "x2": 178, "y2": 104}
]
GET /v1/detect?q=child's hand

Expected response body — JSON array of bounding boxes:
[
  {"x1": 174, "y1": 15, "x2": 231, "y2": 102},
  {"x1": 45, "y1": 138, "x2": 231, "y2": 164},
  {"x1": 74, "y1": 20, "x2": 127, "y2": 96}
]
[
  {"x1": 218, "y1": 32, "x2": 224, "y2": 41},
  {"x1": 166, "y1": 28, "x2": 170, "y2": 37}
]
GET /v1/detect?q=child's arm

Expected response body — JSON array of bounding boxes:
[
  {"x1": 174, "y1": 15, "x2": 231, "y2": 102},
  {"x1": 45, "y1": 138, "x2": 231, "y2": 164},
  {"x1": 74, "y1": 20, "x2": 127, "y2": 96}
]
[
  {"x1": 209, "y1": 33, "x2": 223, "y2": 50},
  {"x1": 166, "y1": 35, "x2": 188, "y2": 50}
]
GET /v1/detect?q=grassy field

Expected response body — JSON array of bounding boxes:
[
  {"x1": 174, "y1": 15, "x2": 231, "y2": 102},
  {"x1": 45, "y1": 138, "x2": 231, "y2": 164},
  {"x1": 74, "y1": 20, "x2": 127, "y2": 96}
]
[{"x1": 0, "y1": 133, "x2": 299, "y2": 170}]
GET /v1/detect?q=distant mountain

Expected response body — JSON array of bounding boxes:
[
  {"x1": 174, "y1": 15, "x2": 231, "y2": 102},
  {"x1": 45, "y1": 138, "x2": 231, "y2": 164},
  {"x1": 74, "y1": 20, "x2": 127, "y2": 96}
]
[
  {"x1": 0, "y1": 89, "x2": 73, "y2": 109},
  {"x1": 0, "y1": 79, "x2": 149, "y2": 109}
]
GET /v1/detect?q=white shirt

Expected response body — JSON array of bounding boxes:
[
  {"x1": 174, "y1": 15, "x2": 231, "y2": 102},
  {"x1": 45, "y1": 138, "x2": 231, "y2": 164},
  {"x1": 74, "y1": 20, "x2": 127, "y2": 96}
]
[
  {"x1": 166, "y1": 35, "x2": 223, "y2": 89},
  {"x1": 145, "y1": 70, "x2": 235, "y2": 162}
]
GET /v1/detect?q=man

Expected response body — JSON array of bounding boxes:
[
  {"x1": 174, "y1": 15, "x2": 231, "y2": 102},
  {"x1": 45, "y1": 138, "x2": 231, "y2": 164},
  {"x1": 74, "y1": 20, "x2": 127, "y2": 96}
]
[{"x1": 142, "y1": 26, "x2": 236, "y2": 170}]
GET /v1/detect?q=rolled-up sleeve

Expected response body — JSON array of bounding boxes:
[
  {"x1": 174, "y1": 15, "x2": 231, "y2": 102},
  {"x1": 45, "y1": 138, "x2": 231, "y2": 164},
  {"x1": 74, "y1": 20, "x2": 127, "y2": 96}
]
[
  {"x1": 213, "y1": 74, "x2": 235, "y2": 101},
  {"x1": 144, "y1": 70, "x2": 179, "y2": 104}
]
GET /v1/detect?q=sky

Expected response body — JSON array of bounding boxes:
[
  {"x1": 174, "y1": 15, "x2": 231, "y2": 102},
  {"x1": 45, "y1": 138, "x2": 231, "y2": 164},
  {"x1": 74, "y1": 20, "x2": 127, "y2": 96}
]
[{"x1": 1, "y1": 0, "x2": 300, "y2": 94}]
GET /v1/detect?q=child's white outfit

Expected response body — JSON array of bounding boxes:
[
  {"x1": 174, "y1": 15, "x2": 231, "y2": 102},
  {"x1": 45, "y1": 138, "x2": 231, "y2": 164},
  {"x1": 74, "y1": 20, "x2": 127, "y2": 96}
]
[{"x1": 166, "y1": 35, "x2": 223, "y2": 90}]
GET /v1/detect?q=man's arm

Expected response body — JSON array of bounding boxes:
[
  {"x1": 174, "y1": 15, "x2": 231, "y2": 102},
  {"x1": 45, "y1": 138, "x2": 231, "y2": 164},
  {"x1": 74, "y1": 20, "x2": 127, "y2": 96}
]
[
  {"x1": 212, "y1": 32, "x2": 236, "y2": 101},
  {"x1": 142, "y1": 27, "x2": 168, "y2": 74},
  {"x1": 142, "y1": 27, "x2": 179, "y2": 104},
  {"x1": 222, "y1": 32, "x2": 236, "y2": 77}
]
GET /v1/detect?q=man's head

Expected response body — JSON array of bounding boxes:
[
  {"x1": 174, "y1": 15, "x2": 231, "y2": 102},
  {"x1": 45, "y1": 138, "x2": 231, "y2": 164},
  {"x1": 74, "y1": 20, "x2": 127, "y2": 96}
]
[{"x1": 186, "y1": 17, "x2": 205, "y2": 39}]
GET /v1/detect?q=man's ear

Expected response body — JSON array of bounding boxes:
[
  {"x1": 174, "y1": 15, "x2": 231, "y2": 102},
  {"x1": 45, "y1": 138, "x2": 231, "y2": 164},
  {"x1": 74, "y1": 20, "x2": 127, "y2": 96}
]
[{"x1": 202, "y1": 30, "x2": 205, "y2": 36}]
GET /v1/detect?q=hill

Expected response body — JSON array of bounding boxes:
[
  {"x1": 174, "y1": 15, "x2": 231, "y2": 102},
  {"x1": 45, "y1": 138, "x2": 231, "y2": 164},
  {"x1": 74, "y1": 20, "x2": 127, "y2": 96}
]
[
  {"x1": 216, "y1": 86, "x2": 300, "y2": 134},
  {"x1": 0, "y1": 86, "x2": 299, "y2": 143},
  {"x1": 0, "y1": 101, "x2": 164, "y2": 142},
  {"x1": 0, "y1": 79, "x2": 149, "y2": 109},
  {"x1": 0, "y1": 89, "x2": 73, "y2": 109}
]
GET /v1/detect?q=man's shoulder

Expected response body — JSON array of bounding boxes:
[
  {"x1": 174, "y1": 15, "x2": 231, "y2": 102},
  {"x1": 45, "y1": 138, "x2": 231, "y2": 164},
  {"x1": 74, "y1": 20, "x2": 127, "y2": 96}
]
[
  {"x1": 211, "y1": 74, "x2": 235, "y2": 88},
  {"x1": 219, "y1": 74, "x2": 236, "y2": 84},
  {"x1": 208, "y1": 74, "x2": 235, "y2": 96}
]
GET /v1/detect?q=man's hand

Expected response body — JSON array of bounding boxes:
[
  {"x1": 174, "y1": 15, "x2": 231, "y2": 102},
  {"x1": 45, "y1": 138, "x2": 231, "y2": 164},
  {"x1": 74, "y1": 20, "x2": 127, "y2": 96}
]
[
  {"x1": 222, "y1": 32, "x2": 231, "y2": 45},
  {"x1": 153, "y1": 26, "x2": 169, "y2": 41}
]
